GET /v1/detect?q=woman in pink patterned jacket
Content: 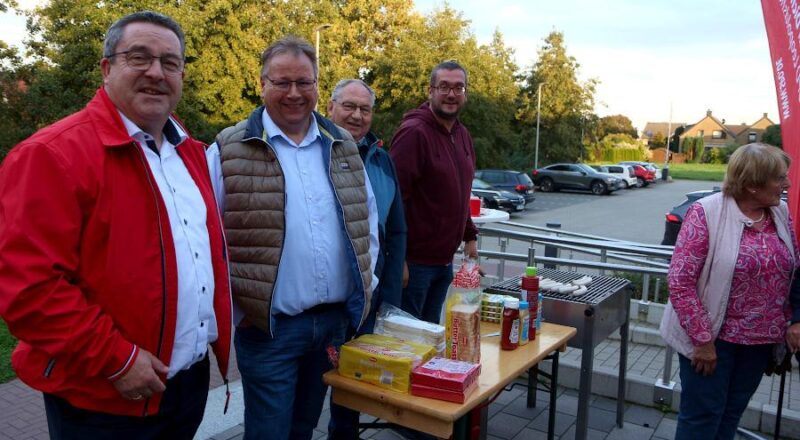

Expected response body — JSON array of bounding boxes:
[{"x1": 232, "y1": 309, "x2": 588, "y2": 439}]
[{"x1": 660, "y1": 143, "x2": 800, "y2": 440}]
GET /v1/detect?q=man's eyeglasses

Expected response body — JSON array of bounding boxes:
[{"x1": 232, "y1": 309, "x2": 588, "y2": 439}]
[
  {"x1": 263, "y1": 76, "x2": 317, "y2": 92},
  {"x1": 335, "y1": 101, "x2": 372, "y2": 115},
  {"x1": 432, "y1": 84, "x2": 466, "y2": 96},
  {"x1": 107, "y1": 50, "x2": 184, "y2": 75}
]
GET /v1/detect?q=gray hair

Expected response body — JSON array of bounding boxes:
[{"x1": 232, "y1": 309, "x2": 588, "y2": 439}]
[
  {"x1": 104, "y1": 11, "x2": 185, "y2": 58},
  {"x1": 430, "y1": 60, "x2": 468, "y2": 86},
  {"x1": 331, "y1": 79, "x2": 376, "y2": 106},
  {"x1": 260, "y1": 35, "x2": 317, "y2": 79}
]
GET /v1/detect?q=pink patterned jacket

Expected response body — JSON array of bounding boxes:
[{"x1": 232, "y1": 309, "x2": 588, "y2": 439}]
[{"x1": 660, "y1": 192, "x2": 797, "y2": 357}]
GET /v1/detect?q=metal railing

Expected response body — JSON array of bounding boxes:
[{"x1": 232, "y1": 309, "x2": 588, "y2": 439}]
[{"x1": 473, "y1": 223, "x2": 678, "y2": 407}]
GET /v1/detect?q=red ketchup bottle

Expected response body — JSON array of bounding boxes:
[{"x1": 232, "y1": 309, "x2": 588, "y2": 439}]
[
  {"x1": 521, "y1": 266, "x2": 539, "y2": 341},
  {"x1": 501, "y1": 298, "x2": 520, "y2": 350}
]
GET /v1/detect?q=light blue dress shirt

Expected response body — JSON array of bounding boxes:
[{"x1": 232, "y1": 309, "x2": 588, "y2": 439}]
[{"x1": 207, "y1": 110, "x2": 379, "y2": 321}]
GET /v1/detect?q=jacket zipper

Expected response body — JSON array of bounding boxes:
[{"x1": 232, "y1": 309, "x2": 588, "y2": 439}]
[
  {"x1": 43, "y1": 358, "x2": 56, "y2": 377},
  {"x1": 327, "y1": 138, "x2": 370, "y2": 331},
  {"x1": 257, "y1": 135, "x2": 285, "y2": 338},
  {"x1": 134, "y1": 145, "x2": 168, "y2": 416}
]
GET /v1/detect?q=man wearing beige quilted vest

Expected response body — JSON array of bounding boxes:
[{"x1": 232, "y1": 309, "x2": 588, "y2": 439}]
[{"x1": 205, "y1": 35, "x2": 379, "y2": 440}]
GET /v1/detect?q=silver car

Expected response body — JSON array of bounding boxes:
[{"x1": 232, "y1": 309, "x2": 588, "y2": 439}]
[{"x1": 532, "y1": 163, "x2": 622, "y2": 195}]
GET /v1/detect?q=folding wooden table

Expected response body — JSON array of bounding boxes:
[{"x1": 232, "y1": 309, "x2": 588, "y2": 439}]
[{"x1": 323, "y1": 322, "x2": 576, "y2": 439}]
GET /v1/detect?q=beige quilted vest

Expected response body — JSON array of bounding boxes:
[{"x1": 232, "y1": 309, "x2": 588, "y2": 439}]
[{"x1": 215, "y1": 115, "x2": 372, "y2": 333}]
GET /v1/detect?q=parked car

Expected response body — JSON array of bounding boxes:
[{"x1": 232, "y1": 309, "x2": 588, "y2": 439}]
[
  {"x1": 531, "y1": 163, "x2": 622, "y2": 195},
  {"x1": 619, "y1": 161, "x2": 658, "y2": 185},
  {"x1": 471, "y1": 178, "x2": 526, "y2": 212},
  {"x1": 644, "y1": 163, "x2": 663, "y2": 180},
  {"x1": 592, "y1": 165, "x2": 638, "y2": 189},
  {"x1": 623, "y1": 164, "x2": 655, "y2": 187},
  {"x1": 474, "y1": 169, "x2": 536, "y2": 203},
  {"x1": 661, "y1": 189, "x2": 720, "y2": 245},
  {"x1": 662, "y1": 188, "x2": 790, "y2": 245}
]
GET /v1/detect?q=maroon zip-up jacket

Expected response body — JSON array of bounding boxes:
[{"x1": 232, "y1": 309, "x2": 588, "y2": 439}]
[{"x1": 390, "y1": 102, "x2": 478, "y2": 265}]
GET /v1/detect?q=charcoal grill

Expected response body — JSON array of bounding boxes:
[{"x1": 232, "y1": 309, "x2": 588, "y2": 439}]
[{"x1": 485, "y1": 268, "x2": 631, "y2": 440}]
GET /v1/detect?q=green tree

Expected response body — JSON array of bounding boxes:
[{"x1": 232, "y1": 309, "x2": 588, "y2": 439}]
[
  {"x1": 372, "y1": 6, "x2": 520, "y2": 169},
  {"x1": 694, "y1": 136, "x2": 705, "y2": 163},
  {"x1": 596, "y1": 114, "x2": 637, "y2": 139},
  {"x1": 762, "y1": 124, "x2": 782, "y2": 148},
  {"x1": 518, "y1": 31, "x2": 597, "y2": 165},
  {"x1": 669, "y1": 125, "x2": 685, "y2": 152},
  {"x1": 2, "y1": 0, "x2": 518, "y2": 169},
  {"x1": 0, "y1": 0, "x2": 17, "y2": 13},
  {"x1": 650, "y1": 132, "x2": 666, "y2": 148},
  {"x1": 0, "y1": 41, "x2": 27, "y2": 156}
]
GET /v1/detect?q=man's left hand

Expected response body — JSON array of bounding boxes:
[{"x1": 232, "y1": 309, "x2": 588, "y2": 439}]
[{"x1": 464, "y1": 240, "x2": 478, "y2": 259}]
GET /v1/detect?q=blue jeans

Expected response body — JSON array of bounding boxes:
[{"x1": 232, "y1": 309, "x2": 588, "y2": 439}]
[
  {"x1": 401, "y1": 263, "x2": 453, "y2": 324},
  {"x1": 235, "y1": 306, "x2": 347, "y2": 440},
  {"x1": 675, "y1": 339, "x2": 771, "y2": 440}
]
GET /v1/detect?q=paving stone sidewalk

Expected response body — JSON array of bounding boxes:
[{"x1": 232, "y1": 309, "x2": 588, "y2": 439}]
[
  {"x1": 0, "y1": 354, "x2": 239, "y2": 440},
  {"x1": 207, "y1": 383, "x2": 762, "y2": 440},
  {"x1": 2, "y1": 340, "x2": 796, "y2": 440}
]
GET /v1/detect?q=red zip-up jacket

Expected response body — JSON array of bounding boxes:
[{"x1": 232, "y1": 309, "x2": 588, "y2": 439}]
[{"x1": 0, "y1": 88, "x2": 232, "y2": 416}]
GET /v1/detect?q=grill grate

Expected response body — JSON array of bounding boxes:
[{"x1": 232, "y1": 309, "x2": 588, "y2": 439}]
[{"x1": 484, "y1": 268, "x2": 629, "y2": 306}]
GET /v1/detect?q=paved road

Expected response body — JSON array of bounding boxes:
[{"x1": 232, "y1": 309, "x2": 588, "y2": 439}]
[{"x1": 505, "y1": 179, "x2": 721, "y2": 244}]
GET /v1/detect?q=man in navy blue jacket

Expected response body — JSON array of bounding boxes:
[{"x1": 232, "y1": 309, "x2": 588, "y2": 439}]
[{"x1": 326, "y1": 79, "x2": 407, "y2": 439}]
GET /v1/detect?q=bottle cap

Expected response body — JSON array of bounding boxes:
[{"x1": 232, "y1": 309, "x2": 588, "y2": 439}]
[
  {"x1": 504, "y1": 298, "x2": 519, "y2": 309},
  {"x1": 525, "y1": 266, "x2": 537, "y2": 277},
  {"x1": 519, "y1": 301, "x2": 529, "y2": 309}
]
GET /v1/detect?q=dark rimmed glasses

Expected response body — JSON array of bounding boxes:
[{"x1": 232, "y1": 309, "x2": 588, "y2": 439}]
[{"x1": 106, "y1": 50, "x2": 185, "y2": 75}]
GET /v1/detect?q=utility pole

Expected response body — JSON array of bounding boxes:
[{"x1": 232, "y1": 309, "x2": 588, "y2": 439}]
[
  {"x1": 534, "y1": 82, "x2": 545, "y2": 169},
  {"x1": 664, "y1": 102, "x2": 672, "y2": 181},
  {"x1": 314, "y1": 24, "x2": 332, "y2": 110}
]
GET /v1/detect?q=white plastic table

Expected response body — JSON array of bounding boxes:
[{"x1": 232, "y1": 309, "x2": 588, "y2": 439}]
[{"x1": 471, "y1": 208, "x2": 509, "y2": 224}]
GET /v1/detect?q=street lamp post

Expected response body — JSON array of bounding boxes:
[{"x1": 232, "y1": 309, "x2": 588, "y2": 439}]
[
  {"x1": 663, "y1": 102, "x2": 672, "y2": 181},
  {"x1": 314, "y1": 24, "x2": 332, "y2": 109},
  {"x1": 534, "y1": 82, "x2": 545, "y2": 170}
]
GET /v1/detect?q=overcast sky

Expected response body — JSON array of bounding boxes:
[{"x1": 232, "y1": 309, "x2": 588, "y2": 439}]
[{"x1": 0, "y1": 1, "x2": 779, "y2": 133}]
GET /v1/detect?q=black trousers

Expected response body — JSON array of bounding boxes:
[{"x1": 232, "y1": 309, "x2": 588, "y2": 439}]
[{"x1": 44, "y1": 355, "x2": 210, "y2": 440}]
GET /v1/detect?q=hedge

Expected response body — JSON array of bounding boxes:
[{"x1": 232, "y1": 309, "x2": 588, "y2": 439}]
[{"x1": 601, "y1": 148, "x2": 645, "y2": 162}]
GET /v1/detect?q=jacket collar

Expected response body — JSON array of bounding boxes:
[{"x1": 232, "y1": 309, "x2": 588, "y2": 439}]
[
  {"x1": 412, "y1": 101, "x2": 462, "y2": 135},
  {"x1": 87, "y1": 88, "x2": 189, "y2": 149},
  {"x1": 358, "y1": 131, "x2": 382, "y2": 159},
  {"x1": 117, "y1": 109, "x2": 186, "y2": 146},
  {"x1": 242, "y1": 105, "x2": 346, "y2": 145}
]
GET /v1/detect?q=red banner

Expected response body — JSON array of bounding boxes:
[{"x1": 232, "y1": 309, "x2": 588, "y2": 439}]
[{"x1": 763, "y1": 0, "x2": 800, "y2": 234}]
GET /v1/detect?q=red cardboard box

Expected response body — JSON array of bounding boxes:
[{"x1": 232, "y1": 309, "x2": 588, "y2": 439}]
[
  {"x1": 411, "y1": 357, "x2": 481, "y2": 392},
  {"x1": 410, "y1": 379, "x2": 479, "y2": 404}
]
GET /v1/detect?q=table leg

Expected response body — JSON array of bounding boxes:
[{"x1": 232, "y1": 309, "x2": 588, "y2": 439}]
[
  {"x1": 548, "y1": 351, "x2": 559, "y2": 440},
  {"x1": 617, "y1": 299, "x2": 630, "y2": 428},
  {"x1": 527, "y1": 365, "x2": 538, "y2": 408},
  {"x1": 473, "y1": 405, "x2": 488, "y2": 440},
  {"x1": 453, "y1": 413, "x2": 469, "y2": 440}
]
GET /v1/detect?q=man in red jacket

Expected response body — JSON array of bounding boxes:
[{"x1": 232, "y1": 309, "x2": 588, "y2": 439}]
[
  {"x1": 390, "y1": 61, "x2": 479, "y2": 324},
  {"x1": 0, "y1": 11, "x2": 231, "y2": 440}
]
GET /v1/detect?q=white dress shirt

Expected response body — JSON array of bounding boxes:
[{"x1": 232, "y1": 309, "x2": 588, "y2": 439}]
[{"x1": 119, "y1": 113, "x2": 217, "y2": 378}]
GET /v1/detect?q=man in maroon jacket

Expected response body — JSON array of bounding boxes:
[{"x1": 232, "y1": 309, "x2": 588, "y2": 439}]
[
  {"x1": 0, "y1": 11, "x2": 231, "y2": 440},
  {"x1": 390, "y1": 61, "x2": 478, "y2": 324}
]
